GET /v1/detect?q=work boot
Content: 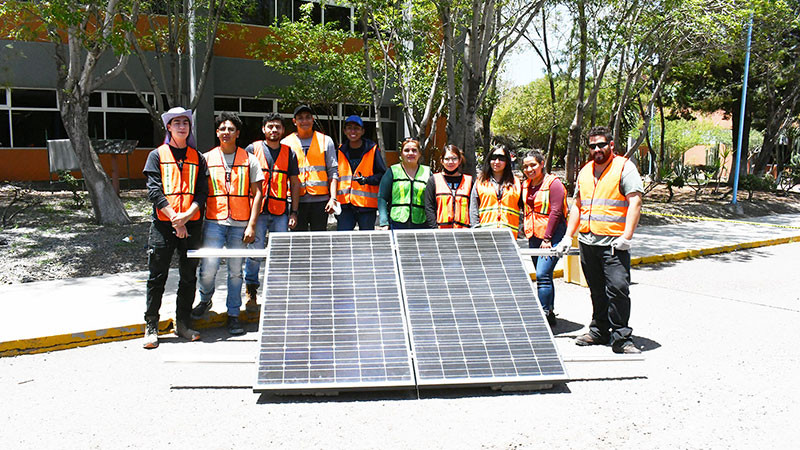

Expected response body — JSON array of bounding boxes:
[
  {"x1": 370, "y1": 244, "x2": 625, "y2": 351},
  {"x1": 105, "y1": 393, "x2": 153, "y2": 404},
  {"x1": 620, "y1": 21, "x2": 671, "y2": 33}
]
[
  {"x1": 245, "y1": 284, "x2": 259, "y2": 313},
  {"x1": 575, "y1": 332, "x2": 609, "y2": 346},
  {"x1": 612, "y1": 341, "x2": 642, "y2": 354},
  {"x1": 142, "y1": 322, "x2": 159, "y2": 349},
  {"x1": 190, "y1": 300, "x2": 212, "y2": 320},
  {"x1": 546, "y1": 310, "x2": 557, "y2": 329},
  {"x1": 174, "y1": 321, "x2": 201, "y2": 341},
  {"x1": 227, "y1": 316, "x2": 245, "y2": 336}
]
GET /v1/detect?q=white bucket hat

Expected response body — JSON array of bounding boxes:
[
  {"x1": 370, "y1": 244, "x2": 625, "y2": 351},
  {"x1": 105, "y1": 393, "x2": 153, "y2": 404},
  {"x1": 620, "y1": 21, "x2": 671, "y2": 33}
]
[{"x1": 161, "y1": 107, "x2": 197, "y2": 149}]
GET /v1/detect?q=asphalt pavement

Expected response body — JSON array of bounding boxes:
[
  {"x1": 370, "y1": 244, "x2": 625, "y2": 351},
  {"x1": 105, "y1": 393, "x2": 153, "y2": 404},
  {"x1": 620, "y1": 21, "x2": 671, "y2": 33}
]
[{"x1": 1, "y1": 212, "x2": 799, "y2": 356}]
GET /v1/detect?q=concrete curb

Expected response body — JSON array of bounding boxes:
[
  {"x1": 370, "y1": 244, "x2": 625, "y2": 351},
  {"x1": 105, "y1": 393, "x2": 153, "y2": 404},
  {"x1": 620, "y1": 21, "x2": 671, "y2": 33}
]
[{"x1": 3, "y1": 235, "x2": 799, "y2": 357}]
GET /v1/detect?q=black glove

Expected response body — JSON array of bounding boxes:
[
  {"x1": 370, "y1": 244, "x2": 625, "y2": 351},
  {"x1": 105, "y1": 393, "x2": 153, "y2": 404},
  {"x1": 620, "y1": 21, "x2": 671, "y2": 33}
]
[{"x1": 352, "y1": 175, "x2": 367, "y2": 185}]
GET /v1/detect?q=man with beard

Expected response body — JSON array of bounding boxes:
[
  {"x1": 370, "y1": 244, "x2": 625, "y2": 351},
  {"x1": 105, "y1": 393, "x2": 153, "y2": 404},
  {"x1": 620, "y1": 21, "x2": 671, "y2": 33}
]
[{"x1": 555, "y1": 126, "x2": 643, "y2": 354}]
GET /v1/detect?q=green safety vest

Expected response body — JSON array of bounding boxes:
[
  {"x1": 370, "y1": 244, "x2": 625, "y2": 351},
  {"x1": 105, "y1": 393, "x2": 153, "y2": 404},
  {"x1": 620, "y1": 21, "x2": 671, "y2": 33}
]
[{"x1": 390, "y1": 163, "x2": 431, "y2": 224}]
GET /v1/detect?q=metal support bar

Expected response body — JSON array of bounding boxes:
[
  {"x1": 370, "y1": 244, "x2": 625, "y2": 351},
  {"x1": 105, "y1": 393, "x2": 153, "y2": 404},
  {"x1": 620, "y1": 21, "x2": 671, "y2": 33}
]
[
  {"x1": 518, "y1": 248, "x2": 579, "y2": 257},
  {"x1": 187, "y1": 249, "x2": 269, "y2": 258}
]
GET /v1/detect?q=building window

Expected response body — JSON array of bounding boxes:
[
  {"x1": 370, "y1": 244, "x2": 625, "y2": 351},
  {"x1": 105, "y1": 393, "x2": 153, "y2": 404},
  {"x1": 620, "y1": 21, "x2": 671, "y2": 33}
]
[
  {"x1": 235, "y1": 1, "x2": 353, "y2": 31},
  {"x1": 0, "y1": 111, "x2": 10, "y2": 147},
  {"x1": 3, "y1": 88, "x2": 157, "y2": 148}
]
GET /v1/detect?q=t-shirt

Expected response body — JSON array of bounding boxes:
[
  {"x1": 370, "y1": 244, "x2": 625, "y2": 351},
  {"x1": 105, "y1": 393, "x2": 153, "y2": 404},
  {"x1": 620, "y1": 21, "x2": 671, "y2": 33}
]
[
  {"x1": 245, "y1": 141, "x2": 300, "y2": 216},
  {"x1": 203, "y1": 149, "x2": 264, "y2": 227},
  {"x1": 143, "y1": 145, "x2": 209, "y2": 222},
  {"x1": 281, "y1": 133, "x2": 338, "y2": 203},
  {"x1": 576, "y1": 159, "x2": 643, "y2": 246}
]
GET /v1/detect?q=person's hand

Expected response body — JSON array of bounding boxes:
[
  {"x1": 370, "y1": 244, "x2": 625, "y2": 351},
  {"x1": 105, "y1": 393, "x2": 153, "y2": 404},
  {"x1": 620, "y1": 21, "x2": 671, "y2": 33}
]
[
  {"x1": 353, "y1": 174, "x2": 367, "y2": 185},
  {"x1": 324, "y1": 198, "x2": 339, "y2": 214},
  {"x1": 243, "y1": 224, "x2": 256, "y2": 244},
  {"x1": 171, "y1": 211, "x2": 191, "y2": 228},
  {"x1": 173, "y1": 224, "x2": 187, "y2": 239},
  {"x1": 539, "y1": 240, "x2": 552, "y2": 249},
  {"x1": 553, "y1": 238, "x2": 571, "y2": 256},
  {"x1": 610, "y1": 236, "x2": 632, "y2": 252},
  {"x1": 377, "y1": 225, "x2": 389, "y2": 231},
  {"x1": 288, "y1": 212, "x2": 298, "y2": 230}
]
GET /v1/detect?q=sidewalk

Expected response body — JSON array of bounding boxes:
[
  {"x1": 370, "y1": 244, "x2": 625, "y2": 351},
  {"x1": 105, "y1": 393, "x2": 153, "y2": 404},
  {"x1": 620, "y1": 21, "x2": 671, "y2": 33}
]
[{"x1": 2, "y1": 213, "x2": 800, "y2": 357}]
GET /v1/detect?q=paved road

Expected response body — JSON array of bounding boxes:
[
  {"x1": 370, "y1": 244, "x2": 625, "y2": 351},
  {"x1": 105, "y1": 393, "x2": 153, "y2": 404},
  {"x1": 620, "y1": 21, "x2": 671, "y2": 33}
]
[{"x1": 1, "y1": 242, "x2": 797, "y2": 449}]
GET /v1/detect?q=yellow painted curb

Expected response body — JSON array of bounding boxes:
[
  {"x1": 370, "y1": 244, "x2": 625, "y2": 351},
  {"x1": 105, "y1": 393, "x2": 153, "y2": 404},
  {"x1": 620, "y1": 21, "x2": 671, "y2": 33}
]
[{"x1": 0, "y1": 311, "x2": 261, "y2": 357}]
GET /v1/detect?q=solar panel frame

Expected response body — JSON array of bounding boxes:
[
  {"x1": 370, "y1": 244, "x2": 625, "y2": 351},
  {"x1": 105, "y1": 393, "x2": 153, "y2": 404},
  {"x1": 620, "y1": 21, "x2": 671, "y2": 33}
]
[
  {"x1": 253, "y1": 231, "x2": 416, "y2": 393},
  {"x1": 394, "y1": 228, "x2": 568, "y2": 388}
]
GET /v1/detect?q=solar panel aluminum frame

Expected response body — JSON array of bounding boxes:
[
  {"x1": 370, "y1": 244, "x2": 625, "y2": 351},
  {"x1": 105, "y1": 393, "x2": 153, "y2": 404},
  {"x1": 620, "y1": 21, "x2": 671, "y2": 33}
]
[
  {"x1": 394, "y1": 228, "x2": 569, "y2": 389},
  {"x1": 253, "y1": 231, "x2": 416, "y2": 393}
]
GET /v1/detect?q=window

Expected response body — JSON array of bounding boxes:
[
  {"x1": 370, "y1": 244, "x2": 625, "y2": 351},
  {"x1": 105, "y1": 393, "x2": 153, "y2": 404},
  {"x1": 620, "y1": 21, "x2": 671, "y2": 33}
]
[
  {"x1": 12, "y1": 110, "x2": 67, "y2": 147},
  {"x1": 0, "y1": 88, "x2": 6, "y2": 106},
  {"x1": 106, "y1": 113, "x2": 155, "y2": 147},
  {"x1": 294, "y1": 1, "x2": 322, "y2": 24},
  {"x1": 214, "y1": 97, "x2": 239, "y2": 112},
  {"x1": 325, "y1": 5, "x2": 352, "y2": 32},
  {"x1": 11, "y1": 89, "x2": 57, "y2": 108},
  {"x1": 0, "y1": 111, "x2": 10, "y2": 147},
  {"x1": 242, "y1": 98, "x2": 273, "y2": 113},
  {"x1": 239, "y1": 116, "x2": 264, "y2": 148}
]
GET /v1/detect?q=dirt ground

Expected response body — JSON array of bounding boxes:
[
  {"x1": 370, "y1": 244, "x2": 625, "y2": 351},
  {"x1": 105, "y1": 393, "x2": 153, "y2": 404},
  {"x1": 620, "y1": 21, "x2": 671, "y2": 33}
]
[{"x1": 1, "y1": 183, "x2": 799, "y2": 284}]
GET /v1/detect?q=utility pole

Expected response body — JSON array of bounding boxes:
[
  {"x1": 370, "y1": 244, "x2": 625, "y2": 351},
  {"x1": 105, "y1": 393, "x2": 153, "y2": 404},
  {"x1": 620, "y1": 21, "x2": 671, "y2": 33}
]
[{"x1": 732, "y1": 15, "x2": 753, "y2": 205}]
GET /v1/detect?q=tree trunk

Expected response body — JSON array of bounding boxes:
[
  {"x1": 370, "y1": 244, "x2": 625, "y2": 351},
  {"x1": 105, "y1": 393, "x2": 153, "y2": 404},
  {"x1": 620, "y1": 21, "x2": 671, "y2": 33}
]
[
  {"x1": 564, "y1": 0, "x2": 587, "y2": 194},
  {"x1": 61, "y1": 95, "x2": 131, "y2": 226}
]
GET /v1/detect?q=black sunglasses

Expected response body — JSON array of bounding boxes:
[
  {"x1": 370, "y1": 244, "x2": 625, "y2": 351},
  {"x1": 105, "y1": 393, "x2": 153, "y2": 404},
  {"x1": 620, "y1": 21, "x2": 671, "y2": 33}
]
[
  {"x1": 588, "y1": 142, "x2": 608, "y2": 150},
  {"x1": 489, "y1": 154, "x2": 508, "y2": 161}
]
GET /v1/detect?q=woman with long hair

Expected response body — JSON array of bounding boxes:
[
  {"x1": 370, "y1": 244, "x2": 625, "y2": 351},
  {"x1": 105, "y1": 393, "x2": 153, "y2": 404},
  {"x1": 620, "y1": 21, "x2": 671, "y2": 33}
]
[
  {"x1": 377, "y1": 138, "x2": 431, "y2": 229},
  {"x1": 424, "y1": 144, "x2": 473, "y2": 229},
  {"x1": 521, "y1": 150, "x2": 568, "y2": 328},
  {"x1": 469, "y1": 145, "x2": 523, "y2": 237}
]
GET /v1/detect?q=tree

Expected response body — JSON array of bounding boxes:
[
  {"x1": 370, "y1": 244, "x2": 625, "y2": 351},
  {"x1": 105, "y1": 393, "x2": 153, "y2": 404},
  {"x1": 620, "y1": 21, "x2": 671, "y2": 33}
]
[
  {"x1": 1, "y1": 0, "x2": 137, "y2": 225},
  {"x1": 251, "y1": 3, "x2": 374, "y2": 144},
  {"x1": 125, "y1": 0, "x2": 244, "y2": 137}
]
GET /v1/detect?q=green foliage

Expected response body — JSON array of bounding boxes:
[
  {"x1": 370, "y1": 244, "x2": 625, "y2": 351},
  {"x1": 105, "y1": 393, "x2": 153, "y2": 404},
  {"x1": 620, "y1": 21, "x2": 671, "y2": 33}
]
[
  {"x1": 250, "y1": 3, "x2": 376, "y2": 139},
  {"x1": 57, "y1": 170, "x2": 85, "y2": 210},
  {"x1": 739, "y1": 173, "x2": 776, "y2": 200}
]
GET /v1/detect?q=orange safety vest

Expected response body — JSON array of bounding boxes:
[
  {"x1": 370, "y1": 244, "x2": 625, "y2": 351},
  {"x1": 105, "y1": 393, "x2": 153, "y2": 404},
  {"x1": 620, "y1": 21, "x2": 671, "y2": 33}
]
[
  {"x1": 156, "y1": 144, "x2": 201, "y2": 222},
  {"x1": 522, "y1": 174, "x2": 567, "y2": 239},
  {"x1": 252, "y1": 141, "x2": 290, "y2": 216},
  {"x1": 476, "y1": 177, "x2": 522, "y2": 238},
  {"x1": 577, "y1": 154, "x2": 629, "y2": 236},
  {"x1": 336, "y1": 143, "x2": 379, "y2": 208},
  {"x1": 204, "y1": 147, "x2": 252, "y2": 221},
  {"x1": 282, "y1": 131, "x2": 329, "y2": 197},
  {"x1": 434, "y1": 173, "x2": 472, "y2": 228}
]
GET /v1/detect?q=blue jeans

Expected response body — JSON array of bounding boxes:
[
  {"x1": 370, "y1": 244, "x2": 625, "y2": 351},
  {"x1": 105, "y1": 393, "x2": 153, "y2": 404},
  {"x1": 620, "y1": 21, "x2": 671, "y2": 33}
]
[
  {"x1": 336, "y1": 204, "x2": 377, "y2": 231},
  {"x1": 198, "y1": 221, "x2": 246, "y2": 317},
  {"x1": 243, "y1": 213, "x2": 289, "y2": 286},
  {"x1": 528, "y1": 221, "x2": 566, "y2": 313}
]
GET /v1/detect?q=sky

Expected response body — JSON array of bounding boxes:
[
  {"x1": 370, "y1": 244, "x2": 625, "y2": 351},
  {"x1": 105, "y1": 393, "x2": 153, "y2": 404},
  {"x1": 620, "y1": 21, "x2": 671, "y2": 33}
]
[{"x1": 502, "y1": 46, "x2": 546, "y2": 87}]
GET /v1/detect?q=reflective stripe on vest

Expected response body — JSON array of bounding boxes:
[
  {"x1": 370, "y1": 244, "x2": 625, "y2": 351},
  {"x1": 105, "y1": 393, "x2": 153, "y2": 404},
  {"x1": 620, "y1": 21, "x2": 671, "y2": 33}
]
[
  {"x1": 522, "y1": 174, "x2": 567, "y2": 239},
  {"x1": 282, "y1": 132, "x2": 329, "y2": 196},
  {"x1": 390, "y1": 163, "x2": 431, "y2": 224},
  {"x1": 156, "y1": 144, "x2": 201, "y2": 222},
  {"x1": 336, "y1": 144, "x2": 379, "y2": 209},
  {"x1": 476, "y1": 177, "x2": 521, "y2": 238},
  {"x1": 252, "y1": 141, "x2": 290, "y2": 216},
  {"x1": 434, "y1": 173, "x2": 472, "y2": 228},
  {"x1": 204, "y1": 147, "x2": 251, "y2": 221},
  {"x1": 577, "y1": 154, "x2": 629, "y2": 236}
]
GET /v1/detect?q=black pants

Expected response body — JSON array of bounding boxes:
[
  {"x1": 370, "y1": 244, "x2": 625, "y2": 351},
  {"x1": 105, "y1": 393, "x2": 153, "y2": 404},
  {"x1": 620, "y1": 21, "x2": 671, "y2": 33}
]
[
  {"x1": 294, "y1": 201, "x2": 329, "y2": 231},
  {"x1": 144, "y1": 220, "x2": 203, "y2": 325},
  {"x1": 579, "y1": 242, "x2": 633, "y2": 347}
]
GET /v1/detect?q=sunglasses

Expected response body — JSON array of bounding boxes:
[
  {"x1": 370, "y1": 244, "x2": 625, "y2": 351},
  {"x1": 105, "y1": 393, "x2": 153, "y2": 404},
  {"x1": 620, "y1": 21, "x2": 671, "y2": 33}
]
[
  {"x1": 588, "y1": 142, "x2": 608, "y2": 150},
  {"x1": 489, "y1": 154, "x2": 507, "y2": 161}
]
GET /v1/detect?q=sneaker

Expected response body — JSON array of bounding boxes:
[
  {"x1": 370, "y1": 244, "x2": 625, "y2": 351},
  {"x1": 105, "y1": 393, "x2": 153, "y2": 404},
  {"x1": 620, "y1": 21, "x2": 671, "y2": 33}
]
[
  {"x1": 546, "y1": 310, "x2": 557, "y2": 328},
  {"x1": 612, "y1": 342, "x2": 642, "y2": 354},
  {"x1": 227, "y1": 316, "x2": 245, "y2": 336},
  {"x1": 142, "y1": 322, "x2": 159, "y2": 349},
  {"x1": 245, "y1": 284, "x2": 259, "y2": 313},
  {"x1": 190, "y1": 300, "x2": 212, "y2": 319},
  {"x1": 575, "y1": 333, "x2": 609, "y2": 346},
  {"x1": 174, "y1": 321, "x2": 201, "y2": 341}
]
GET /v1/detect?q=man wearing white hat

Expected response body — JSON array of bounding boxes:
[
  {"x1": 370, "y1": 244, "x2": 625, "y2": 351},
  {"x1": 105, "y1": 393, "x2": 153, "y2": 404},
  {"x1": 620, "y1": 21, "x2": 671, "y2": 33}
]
[{"x1": 141, "y1": 107, "x2": 208, "y2": 349}]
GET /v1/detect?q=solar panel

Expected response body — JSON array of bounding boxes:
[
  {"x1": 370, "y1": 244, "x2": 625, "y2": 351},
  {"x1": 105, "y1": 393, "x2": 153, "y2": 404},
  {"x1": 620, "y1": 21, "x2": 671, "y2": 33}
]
[
  {"x1": 395, "y1": 229, "x2": 568, "y2": 387},
  {"x1": 254, "y1": 231, "x2": 415, "y2": 393}
]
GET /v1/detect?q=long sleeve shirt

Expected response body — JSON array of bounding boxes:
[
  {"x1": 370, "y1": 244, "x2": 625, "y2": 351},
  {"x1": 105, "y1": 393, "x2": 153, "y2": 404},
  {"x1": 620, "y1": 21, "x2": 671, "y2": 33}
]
[
  {"x1": 525, "y1": 177, "x2": 567, "y2": 240},
  {"x1": 143, "y1": 145, "x2": 209, "y2": 222}
]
